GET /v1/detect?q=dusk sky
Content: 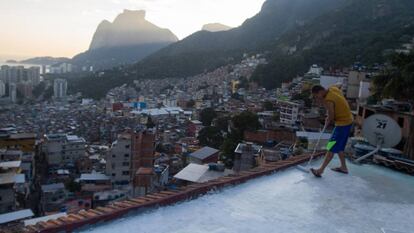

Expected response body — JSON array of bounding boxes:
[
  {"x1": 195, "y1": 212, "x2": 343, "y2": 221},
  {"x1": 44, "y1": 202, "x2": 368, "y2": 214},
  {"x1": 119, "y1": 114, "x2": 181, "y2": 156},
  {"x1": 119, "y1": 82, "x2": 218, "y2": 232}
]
[{"x1": 0, "y1": 0, "x2": 266, "y2": 60}]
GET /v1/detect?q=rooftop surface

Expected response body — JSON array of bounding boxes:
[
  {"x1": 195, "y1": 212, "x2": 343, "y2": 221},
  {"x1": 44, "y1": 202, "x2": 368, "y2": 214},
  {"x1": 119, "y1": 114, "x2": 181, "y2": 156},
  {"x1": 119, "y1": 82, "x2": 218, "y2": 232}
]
[{"x1": 80, "y1": 158, "x2": 414, "y2": 233}]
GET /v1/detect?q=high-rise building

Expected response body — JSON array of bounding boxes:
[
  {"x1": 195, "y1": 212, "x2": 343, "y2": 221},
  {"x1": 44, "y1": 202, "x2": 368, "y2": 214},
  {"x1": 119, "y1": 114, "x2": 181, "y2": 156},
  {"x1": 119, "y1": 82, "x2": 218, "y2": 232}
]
[
  {"x1": 53, "y1": 79, "x2": 67, "y2": 99},
  {"x1": 106, "y1": 133, "x2": 132, "y2": 185},
  {"x1": 9, "y1": 83, "x2": 17, "y2": 103},
  {"x1": 131, "y1": 128, "x2": 156, "y2": 196},
  {"x1": 0, "y1": 65, "x2": 40, "y2": 85},
  {"x1": 17, "y1": 82, "x2": 33, "y2": 99},
  {"x1": 0, "y1": 80, "x2": 5, "y2": 97},
  {"x1": 27, "y1": 67, "x2": 40, "y2": 86}
]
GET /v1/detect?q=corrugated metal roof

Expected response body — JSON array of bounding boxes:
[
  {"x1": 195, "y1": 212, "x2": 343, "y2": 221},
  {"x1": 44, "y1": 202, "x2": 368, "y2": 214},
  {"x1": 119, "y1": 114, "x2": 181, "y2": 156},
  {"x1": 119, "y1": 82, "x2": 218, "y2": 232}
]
[
  {"x1": 296, "y1": 131, "x2": 331, "y2": 140},
  {"x1": 80, "y1": 173, "x2": 110, "y2": 181},
  {"x1": 41, "y1": 183, "x2": 65, "y2": 192},
  {"x1": 0, "y1": 209, "x2": 34, "y2": 224},
  {"x1": 174, "y1": 163, "x2": 233, "y2": 183},
  {"x1": 189, "y1": 147, "x2": 219, "y2": 160},
  {"x1": 0, "y1": 161, "x2": 21, "y2": 169}
]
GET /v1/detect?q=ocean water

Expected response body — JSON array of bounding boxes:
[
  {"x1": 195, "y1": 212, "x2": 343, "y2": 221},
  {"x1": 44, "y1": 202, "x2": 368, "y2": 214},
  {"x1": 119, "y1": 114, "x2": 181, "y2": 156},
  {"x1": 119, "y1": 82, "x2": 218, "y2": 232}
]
[{"x1": 80, "y1": 159, "x2": 414, "y2": 233}]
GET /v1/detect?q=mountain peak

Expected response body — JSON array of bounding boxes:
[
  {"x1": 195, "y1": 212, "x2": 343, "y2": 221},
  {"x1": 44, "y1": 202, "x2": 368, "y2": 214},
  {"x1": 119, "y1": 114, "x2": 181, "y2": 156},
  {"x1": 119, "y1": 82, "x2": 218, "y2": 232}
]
[
  {"x1": 202, "y1": 23, "x2": 232, "y2": 32},
  {"x1": 113, "y1": 9, "x2": 146, "y2": 25},
  {"x1": 89, "y1": 9, "x2": 178, "y2": 50}
]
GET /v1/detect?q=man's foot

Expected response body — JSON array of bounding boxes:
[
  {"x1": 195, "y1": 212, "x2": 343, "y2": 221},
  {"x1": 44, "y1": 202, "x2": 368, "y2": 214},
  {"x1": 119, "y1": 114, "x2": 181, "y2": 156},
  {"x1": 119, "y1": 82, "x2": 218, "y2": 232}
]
[
  {"x1": 310, "y1": 168, "x2": 322, "y2": 178},
  {"x1": 331, "y1": 167, "x2": 348, "y2": 174}
]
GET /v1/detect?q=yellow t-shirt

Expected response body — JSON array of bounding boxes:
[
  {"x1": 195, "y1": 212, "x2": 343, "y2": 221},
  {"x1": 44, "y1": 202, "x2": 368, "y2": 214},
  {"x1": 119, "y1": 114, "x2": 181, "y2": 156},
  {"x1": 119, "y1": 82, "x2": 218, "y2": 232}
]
[{"x1": 324, "y1": 86, "x2": 353, "y2": 126}]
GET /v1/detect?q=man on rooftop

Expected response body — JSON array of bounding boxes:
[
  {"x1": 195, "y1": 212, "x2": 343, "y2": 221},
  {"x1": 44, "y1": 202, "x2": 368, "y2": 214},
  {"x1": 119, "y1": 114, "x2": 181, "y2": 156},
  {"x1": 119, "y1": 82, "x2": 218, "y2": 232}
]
[{"x1": 310, "y1": 84, "x2": 353, "y2": 177}]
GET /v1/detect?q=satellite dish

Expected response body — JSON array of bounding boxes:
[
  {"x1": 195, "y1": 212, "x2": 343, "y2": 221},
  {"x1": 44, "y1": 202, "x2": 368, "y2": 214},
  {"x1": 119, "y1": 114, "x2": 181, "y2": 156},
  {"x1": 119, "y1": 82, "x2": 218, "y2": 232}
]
[
  {"x1": 355, "y1": 114, "x2": 402, "y2": 163},
  {"x1": 362, "y1": 114, "x2": 402, "y2": 148}
]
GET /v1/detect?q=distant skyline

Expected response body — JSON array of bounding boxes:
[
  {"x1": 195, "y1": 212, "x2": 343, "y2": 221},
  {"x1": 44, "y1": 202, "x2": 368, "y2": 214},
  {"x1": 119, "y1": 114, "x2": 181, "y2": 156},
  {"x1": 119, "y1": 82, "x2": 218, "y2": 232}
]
[{"x1": 0, "y1": 0, "x2": 266, "y2": 60}]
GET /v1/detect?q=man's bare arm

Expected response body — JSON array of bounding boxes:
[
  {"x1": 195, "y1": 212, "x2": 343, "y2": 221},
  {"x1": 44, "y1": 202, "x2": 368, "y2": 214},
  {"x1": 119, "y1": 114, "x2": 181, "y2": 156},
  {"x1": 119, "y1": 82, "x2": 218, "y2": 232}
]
[{"x1": 324, "y1": 101, "x2": 335, "y2": 127}]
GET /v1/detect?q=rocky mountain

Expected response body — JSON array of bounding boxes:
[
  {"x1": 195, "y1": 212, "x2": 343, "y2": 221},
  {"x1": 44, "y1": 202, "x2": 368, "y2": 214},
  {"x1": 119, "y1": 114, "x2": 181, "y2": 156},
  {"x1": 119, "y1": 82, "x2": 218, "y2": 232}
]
[
  {"x1": 252, "y1": 0, "x2": 414, "y2": 89},
  {"x1": 131, "y1": 0, "x2": 348, "y2": 79},
  {"x1": 72, "y1": 10, "x2": 178, "y2": 70},
  {"x1": 202, "y1": 23, "x2": 232, "y2": 32},
  {"x1": 70, "y1": 0, "x2": 414, "y2": 99}
]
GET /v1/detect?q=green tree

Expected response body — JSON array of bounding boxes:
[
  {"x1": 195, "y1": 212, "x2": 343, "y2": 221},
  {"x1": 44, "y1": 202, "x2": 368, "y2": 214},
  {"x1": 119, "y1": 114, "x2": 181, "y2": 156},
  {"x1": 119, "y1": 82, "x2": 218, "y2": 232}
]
[
  {"x1": 197, "y1": 126, "x2": 223, "y2": 149},
  {"x1": 292, "y1": 90, "x2": 312, "y2": 108},
  {"x1": 65, "y1": 179, "x2": 81, "y2": 193},
  {"x1": 263, "y1": 101, "x2": 275, "y2": 111},
  {"x1": 146, "y1": 116, "x2": 156, "y2": 128},
  {"x1": 214, "y1": 116, "x2": 230, "y2": 133},
  {"x1": 231, "y1": 111, "x2": 261, "y2": 137},
  {"x1": 372, "y1": 52, "x2": 414, "y2": 101},
  {"x1": 199, "y1": 107, "x2": 217, "y2": 126}
]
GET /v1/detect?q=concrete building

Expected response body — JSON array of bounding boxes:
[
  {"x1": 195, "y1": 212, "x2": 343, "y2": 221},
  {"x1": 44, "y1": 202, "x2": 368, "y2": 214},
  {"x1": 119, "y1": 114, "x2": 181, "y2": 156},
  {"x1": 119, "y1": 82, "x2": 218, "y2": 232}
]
[
  {"x1": 320, "y1": 75, "x2": 347, "y2": 93},
  {"x1": 358, "y1": 81, "x2": 371, "y2": 102},
  {"x1": 43, "y1": 134, "x2": 86, "y2": 166},
  {"x1": 277, "y1": 100, "x2": 301, "y2": 125},
  {"x1": 233, "y1": 142, "x2": 262, "y2": 172},
  {"x1": 106, "y1": 133, "x2": 132, "y2": 185},
  {"x1": 53, "y1": 79, "x2": 67, "y2": 99},
  {"x1": 9, "y1": 83, "x2": 17, "y2": 103},
  {"x1": 0, "y1": 175, "x2": 16, "y2": 214},
  {"x1": 307, "y1": 64, "x2": 323, "y2": 77},
  {"x1": 79, "y1": 173, "x2": 111, "y2": 193},
  {"x1": 131, "y1": 128, "x2": 156, "y2": 197},
  {"x1": 17, "y1": 82, "x2": 33, "y2": 99},
  {"x1": 347, "y1": 71, "x2": 369, "y2": 99},
  {"x1": 49, "y1": 63, "x2": 73, "y2": 74},
  {"x1": 0, "y1": 80, "x2": 5, "y2": 97},
  {"x1": 40, "y1": 183, "x2": 67, "y2": 212},
  {"x1": 188, "y1": 146, "x2": 219, "y2": 165},
  {"x1": 27, "y1": 67, "x2": 40, "y2": 86}
]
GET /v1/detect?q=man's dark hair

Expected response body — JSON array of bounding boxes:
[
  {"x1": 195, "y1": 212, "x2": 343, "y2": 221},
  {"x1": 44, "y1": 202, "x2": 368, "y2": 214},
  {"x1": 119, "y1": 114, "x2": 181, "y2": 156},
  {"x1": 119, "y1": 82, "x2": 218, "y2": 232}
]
[{"x1": 311, "y1": 85, "x2": 325, "y2": 94}]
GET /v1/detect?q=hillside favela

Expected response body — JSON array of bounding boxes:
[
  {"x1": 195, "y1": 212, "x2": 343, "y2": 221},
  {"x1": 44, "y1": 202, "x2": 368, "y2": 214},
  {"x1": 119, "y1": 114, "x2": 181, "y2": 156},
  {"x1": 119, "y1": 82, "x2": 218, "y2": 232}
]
[{"x1": 0, "y1": 0, "x2": 414, "y2": 232}]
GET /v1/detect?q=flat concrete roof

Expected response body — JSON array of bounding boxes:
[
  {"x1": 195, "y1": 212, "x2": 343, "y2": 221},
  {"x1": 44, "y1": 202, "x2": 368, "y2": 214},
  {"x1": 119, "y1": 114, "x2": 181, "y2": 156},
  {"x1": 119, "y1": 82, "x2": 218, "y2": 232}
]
[{"x1": 81, "y1": 158, "x2": 414, "y2": 233}]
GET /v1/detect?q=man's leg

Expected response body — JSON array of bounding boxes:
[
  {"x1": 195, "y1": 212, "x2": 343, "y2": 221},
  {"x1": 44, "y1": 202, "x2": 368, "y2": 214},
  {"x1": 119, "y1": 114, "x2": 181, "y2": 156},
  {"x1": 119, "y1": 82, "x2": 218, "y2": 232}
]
[
  {"x1": 337, "y1": 151, "x2": 348, "y2": 172},
  {"x1": 316, "y1": 151, "x2": 334, "y2": 174}
]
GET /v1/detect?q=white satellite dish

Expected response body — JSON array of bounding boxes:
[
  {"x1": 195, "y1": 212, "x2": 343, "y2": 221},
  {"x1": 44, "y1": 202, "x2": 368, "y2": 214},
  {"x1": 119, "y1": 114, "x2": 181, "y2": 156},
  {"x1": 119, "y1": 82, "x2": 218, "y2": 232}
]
[{"x1": 355, "y1": 114, "x2": 402, "y2": 163}]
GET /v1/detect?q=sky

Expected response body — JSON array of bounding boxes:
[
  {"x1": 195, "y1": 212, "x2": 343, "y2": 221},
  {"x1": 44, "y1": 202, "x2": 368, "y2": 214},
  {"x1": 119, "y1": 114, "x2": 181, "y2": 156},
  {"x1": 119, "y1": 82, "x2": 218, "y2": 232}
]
[{"x1": 0, "y1": 0, "x2": 266, "y2": 60}]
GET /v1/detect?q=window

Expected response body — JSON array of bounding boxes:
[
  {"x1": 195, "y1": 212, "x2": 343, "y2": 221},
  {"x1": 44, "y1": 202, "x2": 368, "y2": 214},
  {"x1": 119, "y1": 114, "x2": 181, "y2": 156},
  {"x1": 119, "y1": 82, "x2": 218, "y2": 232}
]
[
  {"x1": 112, "y1": 154, "x2": 116, "y2": 158},
  {"x1": 125, "y1": 145, "x2": 130, "y2": 149},
  {"x1": 122, "y1": 162, "x2": 130, "y2": 167},
  {"x1": 122, "y1": 171, "x2": 130, "y2": 175},
  {"x1": 124, "y1": 154, "x2": 130, "y2": 158},
  {"x1": 112, "y1": 173, "x2": 116, "y2": 177}
]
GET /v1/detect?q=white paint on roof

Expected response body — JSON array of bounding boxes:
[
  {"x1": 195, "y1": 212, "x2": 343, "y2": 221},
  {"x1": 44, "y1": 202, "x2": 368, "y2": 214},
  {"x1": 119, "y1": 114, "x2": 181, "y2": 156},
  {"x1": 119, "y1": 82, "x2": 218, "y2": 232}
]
[
  {"x1": 0, "y1": 209, "x2": 34, "y2": 224},
  {"x1": 81, "y1": 158, "x2": 414, "y2": 233}
]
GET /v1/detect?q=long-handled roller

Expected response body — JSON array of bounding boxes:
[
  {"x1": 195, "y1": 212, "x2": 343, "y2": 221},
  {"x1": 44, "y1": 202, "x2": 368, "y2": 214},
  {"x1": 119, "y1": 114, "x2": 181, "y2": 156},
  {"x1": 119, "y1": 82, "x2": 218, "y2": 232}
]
[{"x1": 297, "y1": 124, "x2": 327, "y2": 173}]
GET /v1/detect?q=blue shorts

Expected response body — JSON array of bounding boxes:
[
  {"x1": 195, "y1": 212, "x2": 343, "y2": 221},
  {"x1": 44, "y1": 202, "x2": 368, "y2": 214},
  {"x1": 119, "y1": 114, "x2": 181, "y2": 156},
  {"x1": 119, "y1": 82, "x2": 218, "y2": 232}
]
[{"x1": 327, "y1": 124, "x2": 352, "y2": 153}]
